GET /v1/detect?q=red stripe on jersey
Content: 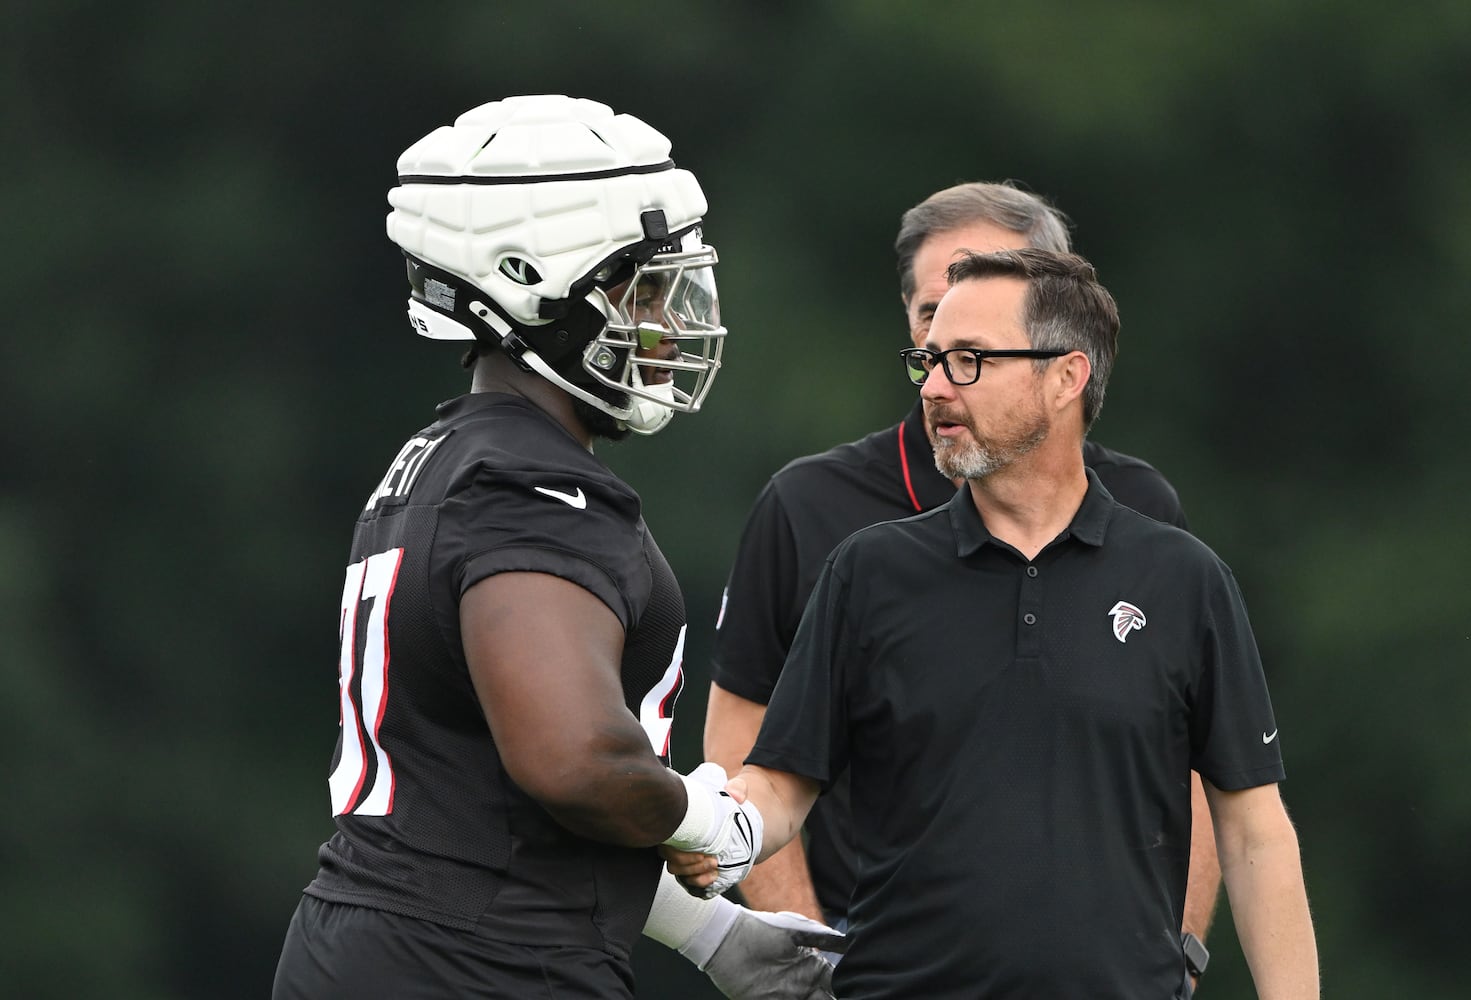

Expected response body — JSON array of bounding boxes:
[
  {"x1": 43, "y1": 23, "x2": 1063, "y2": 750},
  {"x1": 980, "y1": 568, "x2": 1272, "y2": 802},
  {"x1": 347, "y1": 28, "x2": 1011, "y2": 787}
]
[{"x1": 368, "y1": 550, "x2": 404, "y2": 813}]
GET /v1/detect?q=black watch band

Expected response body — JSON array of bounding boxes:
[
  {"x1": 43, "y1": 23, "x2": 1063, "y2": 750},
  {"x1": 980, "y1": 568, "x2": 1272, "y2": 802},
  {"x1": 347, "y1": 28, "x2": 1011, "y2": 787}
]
[{"x1": 1181, "y1": 931, "x2": 1210, "y2": 977}]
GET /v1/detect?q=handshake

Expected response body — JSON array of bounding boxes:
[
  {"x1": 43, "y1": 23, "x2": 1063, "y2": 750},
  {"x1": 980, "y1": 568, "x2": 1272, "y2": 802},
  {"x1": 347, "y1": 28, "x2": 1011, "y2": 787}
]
[
  {"x1": 661, "y1": 762, "x2": 765, "y2": 899},
  {"x1": 653, "y1": 764, "x2": 848, "y2": 999}
]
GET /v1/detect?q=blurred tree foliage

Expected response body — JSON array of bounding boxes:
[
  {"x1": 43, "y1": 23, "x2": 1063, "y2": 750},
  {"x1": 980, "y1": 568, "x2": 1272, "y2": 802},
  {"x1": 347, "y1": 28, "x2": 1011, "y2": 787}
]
[{"x1": 3, "y1": 2, "x2": 1467, "y2": 997}]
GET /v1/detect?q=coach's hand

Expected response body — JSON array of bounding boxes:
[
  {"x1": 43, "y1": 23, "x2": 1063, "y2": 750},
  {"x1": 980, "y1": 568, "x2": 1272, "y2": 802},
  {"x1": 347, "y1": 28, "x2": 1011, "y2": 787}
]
[
  {"x1": 661, "y1": 762, "x2": 763, "y2": 899},
  {"x1": 703, "y1": 907, "x2": 844, "y2": 999}
]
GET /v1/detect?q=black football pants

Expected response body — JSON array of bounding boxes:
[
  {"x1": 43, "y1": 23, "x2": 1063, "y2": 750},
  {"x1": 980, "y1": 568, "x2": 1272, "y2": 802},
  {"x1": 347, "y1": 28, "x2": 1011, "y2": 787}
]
[{"x1": 272, "y1": 895, "x2": 635, "y2": 999}]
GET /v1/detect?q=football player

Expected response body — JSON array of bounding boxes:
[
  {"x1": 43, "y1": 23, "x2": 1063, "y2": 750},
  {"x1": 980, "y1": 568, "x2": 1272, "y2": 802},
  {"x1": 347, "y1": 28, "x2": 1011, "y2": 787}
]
[{"x1": 272, "y1": 94, "x2": 840, "y2": 1000}]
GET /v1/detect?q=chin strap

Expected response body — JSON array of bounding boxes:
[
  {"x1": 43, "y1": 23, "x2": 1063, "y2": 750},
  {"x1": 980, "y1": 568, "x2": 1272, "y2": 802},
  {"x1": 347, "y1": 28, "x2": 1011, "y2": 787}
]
[
  {"x1": 463, "y1": 298, "x2": 645, "y2": 424},
  {"x1": 625, "y1": 369, "x2": 677, "y2": 436}
]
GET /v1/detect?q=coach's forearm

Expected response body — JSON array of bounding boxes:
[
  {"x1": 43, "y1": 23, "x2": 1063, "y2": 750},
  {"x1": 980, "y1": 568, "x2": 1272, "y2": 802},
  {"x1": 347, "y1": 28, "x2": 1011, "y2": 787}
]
[
  {"x1": 1209, "y1": 784, "x2": 1319, "y2": 999},
  {"x1": 704, "y1": 682, "x2": 766, "y2": 775},
  {"x1": 731, "y1": 764, "x2": 819, "y2": 863},
  {"x1": 1222, "y1": 831, "x2": 1318, "y2": 998},
  {"x1": 1183, "y1": 770, "x2": 1222, "y2": 940},
  {"x1": 704, "y1": 686, "x2": 827, "y2": 920}
]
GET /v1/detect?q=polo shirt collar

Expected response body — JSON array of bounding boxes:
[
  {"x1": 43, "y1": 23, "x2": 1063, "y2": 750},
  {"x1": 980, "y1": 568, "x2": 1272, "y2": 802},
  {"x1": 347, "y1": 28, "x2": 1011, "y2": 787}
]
[{"x1": 948, "y1": 466, "x2": 1115, "y2": 557}]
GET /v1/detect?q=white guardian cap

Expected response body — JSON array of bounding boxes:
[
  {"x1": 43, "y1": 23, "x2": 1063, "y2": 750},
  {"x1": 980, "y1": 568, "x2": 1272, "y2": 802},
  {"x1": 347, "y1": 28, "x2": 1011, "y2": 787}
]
[{"x1": 387, "y1": 94, "x2": 726, "y2": 434}]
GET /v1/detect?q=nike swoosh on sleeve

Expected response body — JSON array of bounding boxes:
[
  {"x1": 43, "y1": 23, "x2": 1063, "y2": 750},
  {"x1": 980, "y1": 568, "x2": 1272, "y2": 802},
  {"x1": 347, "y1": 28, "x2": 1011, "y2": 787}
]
[{"x1": 534, "y1": 486, "x2": 587, "y2": 509}]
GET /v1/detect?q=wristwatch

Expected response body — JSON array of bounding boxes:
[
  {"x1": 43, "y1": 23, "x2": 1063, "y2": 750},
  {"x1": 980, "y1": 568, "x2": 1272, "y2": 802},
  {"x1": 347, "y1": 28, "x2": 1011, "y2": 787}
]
[{"x1": 1181, "y1": 932, "x2": 1210, "y2": 978}]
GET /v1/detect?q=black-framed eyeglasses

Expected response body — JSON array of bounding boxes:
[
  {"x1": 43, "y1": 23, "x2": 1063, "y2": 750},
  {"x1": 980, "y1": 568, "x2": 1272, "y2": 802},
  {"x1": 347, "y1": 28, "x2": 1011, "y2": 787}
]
[{"x1": 898, "y1": 347, "x2": 1068, "y2": 386}]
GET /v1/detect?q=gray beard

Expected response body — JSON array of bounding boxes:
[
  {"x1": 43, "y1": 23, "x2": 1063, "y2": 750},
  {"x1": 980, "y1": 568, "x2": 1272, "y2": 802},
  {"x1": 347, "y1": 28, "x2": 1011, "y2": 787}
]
[{"x1": 932, "y1": 419, "x2": 1048, "y2": 481}]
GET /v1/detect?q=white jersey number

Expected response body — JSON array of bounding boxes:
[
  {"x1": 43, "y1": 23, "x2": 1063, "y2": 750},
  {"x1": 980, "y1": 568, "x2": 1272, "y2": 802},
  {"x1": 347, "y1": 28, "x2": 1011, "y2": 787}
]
[
  {"x1": 329, "y1": 548, "x2": 404, "y2": 817},
  {"x1": 328, "y1": 551, "x2": 682, "y2": 810}
]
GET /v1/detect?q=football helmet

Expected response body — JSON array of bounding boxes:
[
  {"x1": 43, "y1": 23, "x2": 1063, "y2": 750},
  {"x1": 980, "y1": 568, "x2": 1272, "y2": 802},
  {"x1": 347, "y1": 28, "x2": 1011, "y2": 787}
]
[{"x1": 387, "y1": 95, "x2": 725, "y2": 434}]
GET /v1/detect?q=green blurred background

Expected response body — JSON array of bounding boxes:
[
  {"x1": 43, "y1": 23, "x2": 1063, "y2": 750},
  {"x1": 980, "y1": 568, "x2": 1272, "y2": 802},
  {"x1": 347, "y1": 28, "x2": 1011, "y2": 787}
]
[{"x1": 5, "y1": 2, "x2": 1468, "y2": 997}]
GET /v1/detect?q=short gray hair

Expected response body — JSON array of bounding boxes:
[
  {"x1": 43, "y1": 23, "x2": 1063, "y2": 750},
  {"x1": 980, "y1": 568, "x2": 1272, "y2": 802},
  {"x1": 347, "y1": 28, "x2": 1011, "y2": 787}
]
[
  {"x1": 895, "y1": 181, "x2": 1072, "y2": 303},
  {"x1": 946, "y1": 248, "x2": 1118, "y2": 430}
]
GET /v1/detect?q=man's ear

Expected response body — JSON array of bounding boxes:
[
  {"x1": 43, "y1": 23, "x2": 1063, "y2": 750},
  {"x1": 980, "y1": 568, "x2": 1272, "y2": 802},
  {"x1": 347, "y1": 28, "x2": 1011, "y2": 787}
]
[{"x1": 1050, "y1": 351, "x2": 1091, "y2": 412}]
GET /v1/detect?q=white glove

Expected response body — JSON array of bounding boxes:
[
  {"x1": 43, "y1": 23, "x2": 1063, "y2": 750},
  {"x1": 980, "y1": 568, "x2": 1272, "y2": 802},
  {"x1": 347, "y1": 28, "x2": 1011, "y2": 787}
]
[
  {"x1": 663, "y1": 762, "x2": 764, "y2": 899},
  {"x1": 643, "y1": 867, "x2": 846, "y2": 1000},
  {"x1": 701, "y1": 908, "x2": 845, "y2": 1000}
]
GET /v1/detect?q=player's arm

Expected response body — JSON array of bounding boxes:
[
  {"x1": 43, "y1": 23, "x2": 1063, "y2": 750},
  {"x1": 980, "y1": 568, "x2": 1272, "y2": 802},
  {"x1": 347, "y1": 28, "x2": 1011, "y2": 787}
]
[
  {"x1": 1203, "y1": 781, "x2": 1319, "y2": 999},
  {"x1": 644, "y1": 865, "x2": 844, "y2": 1000},
  {"x1": 705, "y1": 681, "x2": 826, "y2": 921},
  {"x1": 462, "y1": 571, "x2": 687, "y2": 846}
]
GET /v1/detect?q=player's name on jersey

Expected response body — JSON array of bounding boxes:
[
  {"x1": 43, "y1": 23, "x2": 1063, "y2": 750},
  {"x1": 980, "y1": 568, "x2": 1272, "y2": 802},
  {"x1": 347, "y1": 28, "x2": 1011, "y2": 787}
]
[{"x1": 365, "y1": 433, "x2": 446, "y2": 511}]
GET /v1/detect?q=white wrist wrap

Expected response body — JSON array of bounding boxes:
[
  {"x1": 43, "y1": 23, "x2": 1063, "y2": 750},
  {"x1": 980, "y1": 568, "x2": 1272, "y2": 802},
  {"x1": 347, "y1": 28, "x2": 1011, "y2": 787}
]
[
  {"x1": 642, "y1": 867, "x2": 739, "y2": 968},
  {"x1": 664, "y1": 767, "x2": 720, "y2": 850}
]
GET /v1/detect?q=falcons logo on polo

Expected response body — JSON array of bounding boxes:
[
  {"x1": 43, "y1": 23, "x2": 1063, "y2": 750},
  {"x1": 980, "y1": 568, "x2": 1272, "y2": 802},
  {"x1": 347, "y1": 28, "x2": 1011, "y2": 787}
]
[{"x1": 1108, "y1": 601, "x2": 1146, "y2": 643}]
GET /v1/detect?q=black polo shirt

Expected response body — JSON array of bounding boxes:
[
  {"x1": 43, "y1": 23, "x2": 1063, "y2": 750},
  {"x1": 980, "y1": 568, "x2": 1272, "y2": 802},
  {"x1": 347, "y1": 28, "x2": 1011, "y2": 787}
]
[
  {"x1": 747, "y1": 472, "x2": 1283, "y2": 999},
  {"x1": 711, "y1": 400, "x2": 1188, "y2": 919}
]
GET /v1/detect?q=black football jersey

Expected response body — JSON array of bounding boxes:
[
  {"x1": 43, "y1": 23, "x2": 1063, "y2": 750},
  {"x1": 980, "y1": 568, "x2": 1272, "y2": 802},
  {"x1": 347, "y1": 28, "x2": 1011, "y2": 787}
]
[{"x1": 304, "y1": 392, "x2": 686, "y2": 962}]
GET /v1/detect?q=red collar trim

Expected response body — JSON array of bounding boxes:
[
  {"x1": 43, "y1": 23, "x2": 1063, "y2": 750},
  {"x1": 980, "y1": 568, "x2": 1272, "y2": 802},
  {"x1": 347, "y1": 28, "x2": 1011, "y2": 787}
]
[{"x1": 897, "y1": 423, "x2": 923, "y2": 512}]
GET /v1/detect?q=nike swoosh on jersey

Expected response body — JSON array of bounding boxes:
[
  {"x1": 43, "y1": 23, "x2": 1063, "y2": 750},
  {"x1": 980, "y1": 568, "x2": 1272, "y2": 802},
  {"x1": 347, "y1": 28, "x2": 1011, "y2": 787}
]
[
  {"x1": 1262, "y1": 729, "x2": 1279, "y2": 744},
  {"x1": 534, "y1": 485, "x2": 588, "y2": 509}
]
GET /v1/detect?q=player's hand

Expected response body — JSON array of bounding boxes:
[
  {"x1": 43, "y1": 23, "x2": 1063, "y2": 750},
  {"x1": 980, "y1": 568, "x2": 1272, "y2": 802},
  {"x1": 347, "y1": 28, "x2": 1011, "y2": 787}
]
[
  {"x1": 661, "y1": 762, "x2": 763, "y2": 899},
  {"x1": 659, "y1": 843, "x2": 716, "y2": 881},
  {"x1": 702, "y1": 907, "x2": 846, "y2": 999},
  {"x1": 660, "y1": 763, "x2": 749, "y2": 884}
]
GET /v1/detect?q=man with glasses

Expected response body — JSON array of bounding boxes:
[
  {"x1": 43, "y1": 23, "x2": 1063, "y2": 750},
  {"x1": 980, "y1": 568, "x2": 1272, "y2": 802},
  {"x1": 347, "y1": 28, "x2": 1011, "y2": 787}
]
[
  {"x1": 673, "y1": 248, "x2": 1319, "y2": 998},
  {"x1": 704, "y1": 182, "x2": 1218, "y2": 990}
]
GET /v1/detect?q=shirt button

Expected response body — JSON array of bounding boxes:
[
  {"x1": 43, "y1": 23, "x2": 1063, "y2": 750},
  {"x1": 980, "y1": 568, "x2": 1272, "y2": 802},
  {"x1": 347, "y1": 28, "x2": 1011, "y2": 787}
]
[
  {"x1": 1023, "y1": 613, "x2": 1037, "y2": 625},
  {"x1": 1026, "y1": 565, "x2": 1038, "y2": 578}
]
